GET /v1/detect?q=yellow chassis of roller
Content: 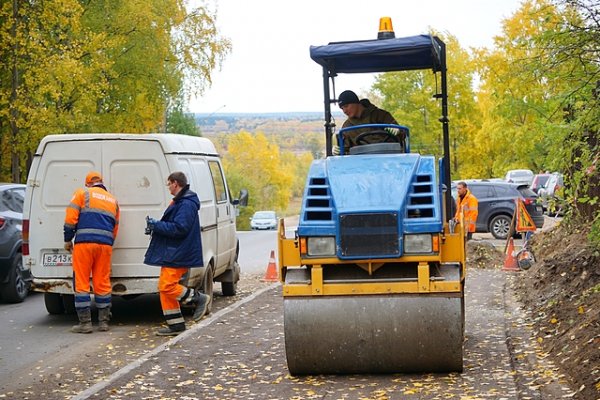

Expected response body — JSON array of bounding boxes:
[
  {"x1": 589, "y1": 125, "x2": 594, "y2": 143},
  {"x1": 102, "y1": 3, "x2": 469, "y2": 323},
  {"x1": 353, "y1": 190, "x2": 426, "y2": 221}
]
[{"x1": 277, "y1": 218, "x2": 466, "y2": 297}]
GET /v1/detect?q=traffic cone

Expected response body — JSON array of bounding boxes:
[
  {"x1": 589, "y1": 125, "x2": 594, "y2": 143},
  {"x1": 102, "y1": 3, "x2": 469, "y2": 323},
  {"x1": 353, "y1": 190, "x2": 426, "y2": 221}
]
[
  {"x1": 503, "y1": 237, "x2": 520, "y2": 272},
  {"x1": 261, "y1": 250, "x2": 278, "y2": 282}
]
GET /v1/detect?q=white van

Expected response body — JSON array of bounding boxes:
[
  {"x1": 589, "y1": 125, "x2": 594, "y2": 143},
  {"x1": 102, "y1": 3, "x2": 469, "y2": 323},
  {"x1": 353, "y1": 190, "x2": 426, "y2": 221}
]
[{"x1": 22, "y1": 133, "x2": 247, "y2": 314}]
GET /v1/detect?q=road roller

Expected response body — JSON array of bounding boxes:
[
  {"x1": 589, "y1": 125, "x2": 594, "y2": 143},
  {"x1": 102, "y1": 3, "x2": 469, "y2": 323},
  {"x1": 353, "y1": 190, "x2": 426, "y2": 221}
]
[{"x1": 277, "y1": 18, "x2": 467, "y2": 375}]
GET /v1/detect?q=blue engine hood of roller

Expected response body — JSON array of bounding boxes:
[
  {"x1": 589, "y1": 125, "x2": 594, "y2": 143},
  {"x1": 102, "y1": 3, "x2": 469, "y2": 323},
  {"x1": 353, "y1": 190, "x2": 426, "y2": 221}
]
[{"x1": 298, "y1": 153, "x2": 443, "y2": 242}]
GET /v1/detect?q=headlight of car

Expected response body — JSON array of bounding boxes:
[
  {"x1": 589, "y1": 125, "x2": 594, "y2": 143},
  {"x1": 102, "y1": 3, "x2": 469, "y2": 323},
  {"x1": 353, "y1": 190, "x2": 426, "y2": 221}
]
[
  {"x1": 404, "y1": 234, "x2": 433, "y2": 253},
  {"x1": 307, "y1": 237, "x2": 336, "y2": 256}
]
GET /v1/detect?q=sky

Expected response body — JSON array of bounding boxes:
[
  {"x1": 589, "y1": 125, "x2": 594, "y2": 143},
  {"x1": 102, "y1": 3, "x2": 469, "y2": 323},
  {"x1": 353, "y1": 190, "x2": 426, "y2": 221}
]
[{"x1": 189, "y1": 0, "x2": 524, "y2": 114}]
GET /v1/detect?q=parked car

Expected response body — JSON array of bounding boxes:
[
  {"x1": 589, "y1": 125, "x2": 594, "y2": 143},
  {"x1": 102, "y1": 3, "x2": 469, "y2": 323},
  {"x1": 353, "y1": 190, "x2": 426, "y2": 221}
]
[
  {"x1": 250, "y1": 210, "x2": 278, "y2": 230},
  {"x1": 530, "y1": 173, "x2": 551, "y2": 194},
  {"x1": 452, "y1": 181, "x2": 544, "y2": 240},
  {"x1": 0, "y1": 183, "x2": 30, "y2": 303},
  {"x1": 538, "y1": 172, "x2": 564, "y2": 214},
  {"x1": 504, "y1": 169, "x2": 534, "y2": 186}
]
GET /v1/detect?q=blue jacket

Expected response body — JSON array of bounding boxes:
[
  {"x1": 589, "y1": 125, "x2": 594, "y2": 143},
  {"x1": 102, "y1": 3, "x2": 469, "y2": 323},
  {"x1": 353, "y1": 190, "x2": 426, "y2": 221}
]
[{"x1": 144, "y1": 185, "x2": 204, "y2": 268}]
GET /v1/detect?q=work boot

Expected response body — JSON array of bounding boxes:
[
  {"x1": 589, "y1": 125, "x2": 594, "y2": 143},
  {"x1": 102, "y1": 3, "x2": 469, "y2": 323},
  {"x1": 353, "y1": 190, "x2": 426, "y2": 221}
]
[
  {"x1": 71, "y1": 308, "x2": 93, "y2": 334},
  {"x1": 155, "y1": 322, "x2": 186, "y2": 336},
  {"x1": 98, "y1": 307, "x2": 111, "y2": 332},
  {"x1": 192, "y1": 293, "x2": 210, "y2": 321}
]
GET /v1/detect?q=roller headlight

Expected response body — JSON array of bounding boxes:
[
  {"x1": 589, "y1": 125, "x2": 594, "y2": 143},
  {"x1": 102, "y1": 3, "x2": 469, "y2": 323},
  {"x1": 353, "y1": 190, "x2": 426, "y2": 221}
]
[
  {"x1": 404, "y1": 234, "x2": 433, "y2": 253},
  {"x1": 307, "y1": 237, "x2": 336, "y2": 256}
]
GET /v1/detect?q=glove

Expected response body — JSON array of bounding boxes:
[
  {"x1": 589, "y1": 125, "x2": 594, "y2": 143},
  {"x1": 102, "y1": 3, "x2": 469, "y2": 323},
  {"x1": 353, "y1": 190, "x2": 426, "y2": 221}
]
[
  {"x1": 384, "y1": 127, "x2": 401, "y2": 136},
  {"x1": 145, "y1": 216, "x2": 158, "y2": 235},
  {"x1": 332, "y1": 145, "x2": 341, "y2": 156}
]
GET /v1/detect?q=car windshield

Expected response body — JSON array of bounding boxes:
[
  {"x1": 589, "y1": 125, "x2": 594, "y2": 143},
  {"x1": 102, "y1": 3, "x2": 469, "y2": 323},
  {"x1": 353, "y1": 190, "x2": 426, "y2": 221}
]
[
  {"x1": 511, "y1": 171, "x2": 532, "y2": 178},
  {"x1": 254, "y1": 212, "x2": 275, "y2": 219}
]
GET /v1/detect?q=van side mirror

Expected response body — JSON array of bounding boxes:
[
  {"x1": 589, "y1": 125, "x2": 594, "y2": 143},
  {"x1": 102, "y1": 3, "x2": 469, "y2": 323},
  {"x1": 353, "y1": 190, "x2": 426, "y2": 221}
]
[{"x1": 234, "y1": 189, "x2": 248, "y2": 207}]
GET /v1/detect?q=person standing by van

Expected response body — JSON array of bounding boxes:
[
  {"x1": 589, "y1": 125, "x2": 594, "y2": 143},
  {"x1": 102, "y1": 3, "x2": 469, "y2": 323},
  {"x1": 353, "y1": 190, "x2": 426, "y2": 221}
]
[
  {"x1": 144, "y1": 171, "x2": 210, "y2": 336},
  {"x1": 64, "y1": 171, "x2": 120, "y2": 333}
]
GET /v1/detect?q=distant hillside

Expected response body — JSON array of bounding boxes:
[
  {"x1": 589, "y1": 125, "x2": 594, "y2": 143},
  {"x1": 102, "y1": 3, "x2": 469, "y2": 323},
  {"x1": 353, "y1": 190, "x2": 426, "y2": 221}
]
[{"x1": 194, "y1": 112, "x2": 345, "y2": 136}]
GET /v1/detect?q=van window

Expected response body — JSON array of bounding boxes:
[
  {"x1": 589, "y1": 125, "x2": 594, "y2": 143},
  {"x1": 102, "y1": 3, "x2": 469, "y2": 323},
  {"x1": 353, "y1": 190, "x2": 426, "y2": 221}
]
[{"x1": 209, "y1": 161, "x2": 228, "y2": 203}]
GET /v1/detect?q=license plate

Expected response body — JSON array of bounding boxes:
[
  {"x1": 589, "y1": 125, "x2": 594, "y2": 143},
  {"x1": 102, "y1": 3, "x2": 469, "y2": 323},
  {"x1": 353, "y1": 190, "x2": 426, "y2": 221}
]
[
  {"x1": 43, "y1": 253, "x2": 72, "y2": 266},
  {"x1": 536, "y1": 206, "x2": 543, "y2": 212}
]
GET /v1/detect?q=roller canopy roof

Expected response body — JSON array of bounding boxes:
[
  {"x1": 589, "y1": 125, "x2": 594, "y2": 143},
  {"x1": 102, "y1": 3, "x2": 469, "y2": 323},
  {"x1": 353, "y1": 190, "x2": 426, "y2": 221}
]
[{"x1": 310, "y1": 34, "x2": 444, "y2": 74}]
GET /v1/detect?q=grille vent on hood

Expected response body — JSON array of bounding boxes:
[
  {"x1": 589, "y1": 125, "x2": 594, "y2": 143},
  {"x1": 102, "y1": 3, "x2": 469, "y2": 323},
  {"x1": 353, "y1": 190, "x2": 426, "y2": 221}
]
[
  {"x1": 304, "y1": 177, "x2": 332, "y2": 221},
  {"x1": 407, "y1": 174, "x2": 434, "y2": 218}
]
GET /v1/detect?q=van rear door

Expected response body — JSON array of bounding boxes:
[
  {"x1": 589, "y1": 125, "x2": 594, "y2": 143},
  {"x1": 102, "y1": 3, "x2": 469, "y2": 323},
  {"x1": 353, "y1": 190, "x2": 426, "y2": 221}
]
[
  {"x1": 27, "y1": 140, "x2": 101, "y2": 279},
  {"x1": 28, "y1": 138, "x2": 170, "y2": 280}
]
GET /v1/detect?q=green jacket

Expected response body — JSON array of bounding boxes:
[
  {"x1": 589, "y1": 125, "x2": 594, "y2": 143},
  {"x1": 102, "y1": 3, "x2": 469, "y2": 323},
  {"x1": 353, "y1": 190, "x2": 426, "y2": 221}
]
[{"x1": 340, "y1": 99, "x2": 399, "y2": 151}]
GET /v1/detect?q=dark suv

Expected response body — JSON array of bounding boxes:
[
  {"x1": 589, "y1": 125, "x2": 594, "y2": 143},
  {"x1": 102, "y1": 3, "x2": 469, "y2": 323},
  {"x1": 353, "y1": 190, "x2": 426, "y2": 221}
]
[
  {"x1": 452, "y1": 180, "x2": 545, "y2": 240},
  {"x1": 0, "y1": 183, "x2": 30, "y2": 302}
]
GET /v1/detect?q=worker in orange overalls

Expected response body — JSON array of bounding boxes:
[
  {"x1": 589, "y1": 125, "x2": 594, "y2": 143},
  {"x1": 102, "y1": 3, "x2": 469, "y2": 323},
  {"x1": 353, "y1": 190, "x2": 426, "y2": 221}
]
[
  {"x1": 454, "y1": 181, "x2": 478, "y2": 241},
  {"x1": 64, "y1": 171, "x2": 119, "y2": 333},
  {"x1": 143, "y1": 171, "x2": 209, "y2": 336}
]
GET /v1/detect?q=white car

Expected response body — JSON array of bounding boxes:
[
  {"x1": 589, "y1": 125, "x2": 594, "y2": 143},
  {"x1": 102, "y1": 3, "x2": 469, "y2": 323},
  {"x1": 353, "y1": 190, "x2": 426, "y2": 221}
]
[
  {"x1": 250, "y1": 211, "x2": 278, "y2": 230},
  {"x1": 504, "y1": 169, "x2": 534, "y2": 186}
]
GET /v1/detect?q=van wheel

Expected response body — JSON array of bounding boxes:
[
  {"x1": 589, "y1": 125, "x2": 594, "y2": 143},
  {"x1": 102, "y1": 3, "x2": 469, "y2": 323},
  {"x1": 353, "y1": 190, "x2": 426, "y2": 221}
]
[
  {"x1": 199, "y1": 265, "x2": 214, "y2": 315},
  {"x1": 45, "y1": 293, "x2": 65, "y2": 314},
  {"x1": 221, "y1": 281, "x2": 237, "y2": 296},
  {"x1": 62, "y1": 294, "x2": 76, "y2": 314}
]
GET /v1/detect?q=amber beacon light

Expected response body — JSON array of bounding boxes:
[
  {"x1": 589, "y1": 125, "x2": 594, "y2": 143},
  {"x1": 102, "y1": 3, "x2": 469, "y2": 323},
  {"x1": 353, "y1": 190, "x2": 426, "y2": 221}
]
[{"x1": 377, "y1": 17, "x2": 395, "y2": 39}]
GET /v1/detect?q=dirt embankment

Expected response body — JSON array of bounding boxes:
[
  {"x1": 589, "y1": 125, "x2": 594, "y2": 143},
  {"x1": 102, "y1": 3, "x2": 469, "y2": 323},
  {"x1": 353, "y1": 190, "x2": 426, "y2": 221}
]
[{"x1": 512, "y1": 222, "x2": 600, "y2": 399}]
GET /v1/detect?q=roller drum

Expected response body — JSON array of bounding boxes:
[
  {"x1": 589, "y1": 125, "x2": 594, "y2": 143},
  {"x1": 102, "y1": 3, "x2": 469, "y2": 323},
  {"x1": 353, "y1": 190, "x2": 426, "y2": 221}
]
[{"x1": 284, "y1": 295, "x2": 463, "y2": 375}]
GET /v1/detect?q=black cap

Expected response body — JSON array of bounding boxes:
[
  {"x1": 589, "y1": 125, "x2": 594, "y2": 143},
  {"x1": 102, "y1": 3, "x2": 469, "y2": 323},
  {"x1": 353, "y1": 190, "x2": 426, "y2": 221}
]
[{"x1": 338, "y1": 90, "x2": 359, "y2": 107}]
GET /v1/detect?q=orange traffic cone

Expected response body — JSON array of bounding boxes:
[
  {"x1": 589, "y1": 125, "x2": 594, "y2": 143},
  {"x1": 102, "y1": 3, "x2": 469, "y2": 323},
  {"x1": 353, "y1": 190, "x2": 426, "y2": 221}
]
[
  {"x1": 261, "y1": 250, "x2": 278, "y2": 282},
  {"x1": 503, "y1": 237, "x2": 520, "y2": 272}
]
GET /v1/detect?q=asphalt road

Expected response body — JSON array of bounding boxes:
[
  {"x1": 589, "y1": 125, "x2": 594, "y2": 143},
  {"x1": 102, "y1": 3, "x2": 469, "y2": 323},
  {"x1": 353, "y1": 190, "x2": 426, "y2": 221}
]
[
  {"x1": 0, "y1": 218, "x2": 563, "y2": 399},
  {"x1": 72, "y1": 269, "x2": 570, "y2": 400},
  {"x1": 0, "y1": 228, "x2": 279, "y2": 396}
]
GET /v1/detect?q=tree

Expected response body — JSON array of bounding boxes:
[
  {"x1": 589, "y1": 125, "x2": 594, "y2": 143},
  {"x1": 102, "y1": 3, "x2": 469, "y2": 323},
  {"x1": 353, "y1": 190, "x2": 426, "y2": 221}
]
[
  {"x1": 221, "y1": 131, "x2": 295, "y2": 228},
  {"x1": 0, "y1": 0, "x2": 230, "y2": 182},
  {"x1": 167, "y1": 107, "x2": 201, "y2": 136},
  {"x1": 373, "y1": 33, "x2": 479, "y2": 178}
]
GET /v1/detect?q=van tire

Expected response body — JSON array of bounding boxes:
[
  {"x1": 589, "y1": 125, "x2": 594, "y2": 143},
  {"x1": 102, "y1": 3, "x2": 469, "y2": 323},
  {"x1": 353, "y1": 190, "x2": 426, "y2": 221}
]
[
  {"x1": 221, "y1": 281, "x2": 237, "y2": 296},
  {"x1": 199, "y1": 265, "x2": 214, "y2": 315},
  {"x1": 45, "y1": 293, "x2": 65, "y2": 314},
  {"x1": 62, "y1": 294, "x2": 76, "y2": 314}
]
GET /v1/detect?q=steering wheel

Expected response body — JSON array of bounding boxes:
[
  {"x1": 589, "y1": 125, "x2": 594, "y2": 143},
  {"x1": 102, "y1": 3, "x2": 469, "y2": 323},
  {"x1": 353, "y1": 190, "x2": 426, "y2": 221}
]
[{"x1": 355, "y1": 129, "x2": 401, "y2": 146}]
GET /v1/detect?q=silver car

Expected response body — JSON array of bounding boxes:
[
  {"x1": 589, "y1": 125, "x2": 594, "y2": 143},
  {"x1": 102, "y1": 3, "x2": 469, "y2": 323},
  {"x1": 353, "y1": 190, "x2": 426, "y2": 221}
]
[
  {"x1": 250, "y1": 211, "x2": 278, "y2": 230},
  {"x1": 504, "y1": 169, "x2": 534, "y2": 186}
]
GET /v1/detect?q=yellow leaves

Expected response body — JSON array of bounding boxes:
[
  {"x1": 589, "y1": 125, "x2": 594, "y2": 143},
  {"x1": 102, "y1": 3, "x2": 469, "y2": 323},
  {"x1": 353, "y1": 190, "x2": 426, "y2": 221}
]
[
  {"x1": 550, "y1": 317, "x2": 558, "y2": 324},
  {"x1": 222, "y1": 131, "x2": 297, "y2": 213},
  {"x1": 577, "y1": 305, "x2": 584, "y2": 314}
]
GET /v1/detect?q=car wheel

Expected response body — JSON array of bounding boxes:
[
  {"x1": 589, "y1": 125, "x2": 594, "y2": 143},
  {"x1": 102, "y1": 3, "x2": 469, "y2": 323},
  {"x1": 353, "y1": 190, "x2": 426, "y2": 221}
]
[
  {"x1": 490, "y1": 214, "x2": 512, "y2": 240},
  {"x1": 1, "y1": 254, "x2": 29, "y2": 303},
  {"x1": 44, "y1": 292, "x2": 65, "y2": 314}
]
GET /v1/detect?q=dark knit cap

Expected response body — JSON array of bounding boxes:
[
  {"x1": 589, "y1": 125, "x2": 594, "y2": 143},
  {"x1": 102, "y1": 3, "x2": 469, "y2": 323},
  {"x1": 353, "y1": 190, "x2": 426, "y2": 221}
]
[{"x1": 338, "y1": 90, "x2": 360, "y2": 107}]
